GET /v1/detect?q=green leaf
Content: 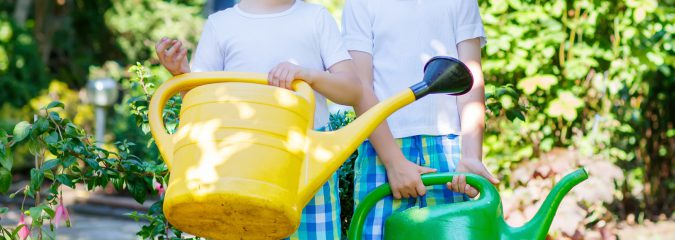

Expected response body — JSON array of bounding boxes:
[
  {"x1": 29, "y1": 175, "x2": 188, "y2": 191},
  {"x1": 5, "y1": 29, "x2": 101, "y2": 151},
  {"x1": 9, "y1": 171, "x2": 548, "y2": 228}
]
[
  {"x1": 30, "y1": 168, "x2": 45, "y2": 193},
  {"x1": 40, "y1": 204, "x2": 56, "y2": 218},
  {"x1": 0, "y1": 145, "x2": 12, "y2": 170},
  {"x1": 64, "y1": 123, "x2": 80, "y2": 137},
  {"x1": 148, "y1": 200, "x2": 163, "y2": 215},
  {"x1": 0, "y1": 207, "x2": 8, "y2": 214},
  {"x1": 0, "y1": 129, "x2": 7, "y2": 143},
  {"x1": 43, "y1": 169, "x2": 54, "y2": 181},
  {"x1": 84, "y1": 157, "x2": 100, "y2": 169},
  {"x1": 29, "y1": 206, "x2": 42, "y2": 224},
  {"x1": 506, "y1": 109, "x2": 526, "y2": 122},
  {"x1": 45, "y1": 101, "x2": 65, "y2": 110},
  {"x1": 12, "y1": 121, "x2": 32, "y2": 143},
  {"x1": 49, "y1": 111, "x2": 62, "y2": 122},
  {"x1": 34, "y1": 117, "x2": 50, "y2": 134},
  {"x1": 0, "y1": 168, "x2": 11, "y2": 193},
  {"x1": 45, "y1": 131, "x2": 59, "y2": 145},
  {"x1": 127, "y1": 178, "x2": 148, "y2": 203},
  {"x1": 62, "y1": 155, "x2": 77, "y2": 168},
  {"x1": 41, "y1": 159, "x2": 60, "y2": 171},
  {"x1": 56, "y1": 174, "x2": 75, "y2": 188},
  {"x1": 111, "y1": 178, "x2": 124, "y2": 192}
]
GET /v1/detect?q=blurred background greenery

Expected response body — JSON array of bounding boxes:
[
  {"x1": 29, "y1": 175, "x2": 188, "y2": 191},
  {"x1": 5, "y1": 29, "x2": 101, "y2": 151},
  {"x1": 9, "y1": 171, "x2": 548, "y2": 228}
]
[{"x1": 0, "y1": 0, "x2": 673, "y2": 239}]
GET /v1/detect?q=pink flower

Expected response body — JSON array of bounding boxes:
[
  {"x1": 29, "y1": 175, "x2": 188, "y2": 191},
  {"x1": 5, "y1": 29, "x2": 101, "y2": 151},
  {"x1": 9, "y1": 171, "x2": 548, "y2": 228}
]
[
  {"x1": 153, "y1": 178, "x2": 165, "y2": 196},
  {"x1": 17, "y1": 213, "x2": 31, "y2": 240},
  {"x1": 54, "y1": 202, "x2": 71, "y2": 228}
]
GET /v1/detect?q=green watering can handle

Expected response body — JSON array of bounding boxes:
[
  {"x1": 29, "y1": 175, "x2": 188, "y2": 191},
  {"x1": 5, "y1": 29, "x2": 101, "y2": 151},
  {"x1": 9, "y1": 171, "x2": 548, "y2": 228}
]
[{"x1": 347, "y1": 172, "x2": 498, "y2": 240}]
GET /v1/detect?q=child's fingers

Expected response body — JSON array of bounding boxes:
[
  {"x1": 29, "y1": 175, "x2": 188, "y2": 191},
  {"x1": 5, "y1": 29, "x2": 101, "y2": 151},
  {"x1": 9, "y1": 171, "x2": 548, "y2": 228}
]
[
  {"x1": 391, "y1": 188, "x2": 402, "y2": 199},
  {"x1": 457, "y1": 175, "x2": 466, "y2": 194},
  {"x1": 465, "y1": 185, "x2": 479, "y2": 198},
  {"x1": 268, "y1": 68, "x2": 279, "y2": 87},
  {"x1": 166, "y1": 41, "x2": 182, "y2": 58},
  {"x1": 174, "y1": 47, "x2": 187, "y2": 62},
  {"x1": 273, "y1": 68, "x2": 285, "y2": 87},
  {"x1": 155, "y1": 38, "x2": 170, "y2": 59},
  {"x1": 400, "y1": 189, "x2": 411, "y2": 198},
  {"x1": 416, "y1": 182, "x2": 427, "y2": 197},
  {"x1": 284, "y1": 70, "x2": 295, "y2": 90},
  {"x1": 278, "y1": 68, "x2": 289, "y2": 89}
]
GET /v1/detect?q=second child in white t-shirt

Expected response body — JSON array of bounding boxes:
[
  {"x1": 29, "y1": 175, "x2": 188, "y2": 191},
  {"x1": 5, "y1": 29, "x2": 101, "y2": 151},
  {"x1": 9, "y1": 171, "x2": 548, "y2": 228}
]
[
  {"x1": 154, "y1": 0, "x2": 375, "y2": 238},
  {"x1": 343, "y1": 0, "x2": 500, "y2": 239}
]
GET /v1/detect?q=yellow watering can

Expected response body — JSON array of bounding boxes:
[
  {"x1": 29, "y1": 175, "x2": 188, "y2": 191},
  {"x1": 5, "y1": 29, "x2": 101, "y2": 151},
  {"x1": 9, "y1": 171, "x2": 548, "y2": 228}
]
[{"x1": 149, "y1": 57, "x2": 473, "y2": 239}]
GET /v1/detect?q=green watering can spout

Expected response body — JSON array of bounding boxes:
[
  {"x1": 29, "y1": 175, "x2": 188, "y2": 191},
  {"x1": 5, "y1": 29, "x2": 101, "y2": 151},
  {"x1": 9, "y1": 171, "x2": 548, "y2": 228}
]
[{"x1": 504, "y1": 168, "x2": 589, "y2": 240}]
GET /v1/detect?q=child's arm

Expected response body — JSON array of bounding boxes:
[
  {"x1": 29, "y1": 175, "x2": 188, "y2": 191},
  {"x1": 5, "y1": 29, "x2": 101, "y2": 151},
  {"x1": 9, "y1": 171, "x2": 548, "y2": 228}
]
[
  {"x1": 267, "y1": 60, "x2": 363, "y2": 106},
  {"x1": 349, "y1": 51, "x2": 437, "y2": 199},
  {"x1": 447, "y1": 38, "x2": 499, "y2": 197}
]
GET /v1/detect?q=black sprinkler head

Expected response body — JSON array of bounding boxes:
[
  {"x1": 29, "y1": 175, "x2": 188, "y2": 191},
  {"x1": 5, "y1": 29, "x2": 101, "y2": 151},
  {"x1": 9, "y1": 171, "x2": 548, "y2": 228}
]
[{"x1": 410, "y1": 56, "x2": 474, "y2": 99}]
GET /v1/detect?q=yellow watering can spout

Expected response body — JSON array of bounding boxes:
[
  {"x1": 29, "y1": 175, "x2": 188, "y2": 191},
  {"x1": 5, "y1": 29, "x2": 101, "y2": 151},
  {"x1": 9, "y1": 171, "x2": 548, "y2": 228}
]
[
  {"x1": 297, "y1": 56, "x2": 475, "y2": 207},
  {"x1": 298, "y1": 91, "x2": 415, "y2": 206}
]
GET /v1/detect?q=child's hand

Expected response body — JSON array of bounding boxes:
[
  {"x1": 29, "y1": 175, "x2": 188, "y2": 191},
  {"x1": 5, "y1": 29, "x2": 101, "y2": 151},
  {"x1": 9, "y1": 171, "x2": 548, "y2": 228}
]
[
  {"x1": 268, "y1": 62, "x2": 313, "y2": 90},
  {"x1": 385, "y1": 159, "x2": 437, "y2": 199},
  {"x1": 155, "y1": 37, "x2": 190, "y2": 76},
  {"x1": 447, "y1": 159, "x2": 499, "y2": 198}
]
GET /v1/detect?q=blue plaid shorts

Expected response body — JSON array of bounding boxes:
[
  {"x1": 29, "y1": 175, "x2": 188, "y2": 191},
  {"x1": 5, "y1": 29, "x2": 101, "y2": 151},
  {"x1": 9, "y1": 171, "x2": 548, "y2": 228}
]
[
  {"x1": 354, "y1": 134, "x2": 469, "y2": 240},
  {"x1": 285, "y1": 126, "x2": 341, "y2": 240}
]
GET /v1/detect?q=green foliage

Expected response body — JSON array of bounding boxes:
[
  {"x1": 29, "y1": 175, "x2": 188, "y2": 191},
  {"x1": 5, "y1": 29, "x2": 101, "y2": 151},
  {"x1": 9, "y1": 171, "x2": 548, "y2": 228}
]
[
  {"x1": 479, "y1": 0, "x2": 674, "y2": 235},
  {"x1": 0, "y1": 13, "x2": 49, "y2": 107},
  {"x1": 105, "y1": 0, "x2": 206, "y2": 61}
]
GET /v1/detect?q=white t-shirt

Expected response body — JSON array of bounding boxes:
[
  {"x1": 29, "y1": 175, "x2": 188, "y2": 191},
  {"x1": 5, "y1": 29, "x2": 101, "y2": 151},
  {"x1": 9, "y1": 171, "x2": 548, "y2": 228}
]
[
  {"x1": 342, "y1": 0, "x2": 486, "y2": 138},
  {"x1": 191, "y1": 1, "x2": 351, "y2": 128}
]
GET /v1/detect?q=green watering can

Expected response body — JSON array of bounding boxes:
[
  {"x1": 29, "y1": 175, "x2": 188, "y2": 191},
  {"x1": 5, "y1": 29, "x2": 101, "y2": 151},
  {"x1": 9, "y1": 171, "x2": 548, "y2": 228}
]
[{"x1": 348, "y1": 168, "x2": 588, "y2": 240}]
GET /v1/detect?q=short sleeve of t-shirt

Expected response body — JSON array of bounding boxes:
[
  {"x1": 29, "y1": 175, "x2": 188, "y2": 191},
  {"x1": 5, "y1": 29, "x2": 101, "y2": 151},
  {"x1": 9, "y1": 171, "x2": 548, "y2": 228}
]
[
  {"x1": 453, "y1": 0, "x2": 487, "y2": 47},
  {"x1": 341, "y1": 0, "x2": 373, "y2": 54},
  {"x1": 191, "y1": 17, "x2": 225, "y2": 72},
  {"x1": 316, "y1": 8, "x2": 351, "y2": 70}
]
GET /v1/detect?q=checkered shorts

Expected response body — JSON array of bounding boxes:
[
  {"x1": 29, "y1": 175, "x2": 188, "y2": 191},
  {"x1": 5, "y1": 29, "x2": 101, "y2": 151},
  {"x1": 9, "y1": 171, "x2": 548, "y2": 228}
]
[
  {"x1": 284, "y1": 172, "x2": 341, "y2": 240},
  {"x1": 354, "y1": 134, "x2": 468, "y2": 240},
  {"x1": 284, "y1": 126, "x2": 341, "y2": 240}
]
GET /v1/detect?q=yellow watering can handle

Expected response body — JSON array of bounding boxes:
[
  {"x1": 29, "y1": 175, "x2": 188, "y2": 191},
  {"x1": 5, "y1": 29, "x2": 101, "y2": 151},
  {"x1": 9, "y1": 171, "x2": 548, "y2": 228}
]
[{"x1": 148, "y1": 72, "x2": 314, "y2": 170}]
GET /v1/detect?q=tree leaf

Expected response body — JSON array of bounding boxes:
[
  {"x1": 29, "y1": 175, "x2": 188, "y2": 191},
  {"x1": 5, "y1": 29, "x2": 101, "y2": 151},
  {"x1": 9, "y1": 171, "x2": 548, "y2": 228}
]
[
  {"x1": 148, "y1": 200, "x2": 163, "y2": 215},
  {"x1": 29, "y1": 206, "x2": 42, "y2": 225},
  {"x1": 56, "y1": 174, "x2": 75, "y2": 188},
  {"x1": 41, "y1": 159, "x2": 60, "y2": 171},
  {"x1": 33, "y1": 117, "x2": 50, "y2": 134},
  {"x1": 0, "y1": 168, "x2": 11, "y2": 194},
  {"x1": 45, "y1": 131, "x2": 59, "y2": 145},
  {"x1": 45, "y1": 101, "x2": 65, "y2": 110},
  {"x1": 127, "y1": 178, "x2": 148, "y2": 204},
  {"x1": 30, "y1": 168, "x2": 45, "y2": 194},
  {"x1": 0, "y1": 144, "x2": 12, "y2": 170},
  {"x1": 40, "y1": 204, "x2": 56, "y2": 218},
  {"x1": 12, "y1": 121, "x2": 32, "y2": 143},
  {"x1": 49, "y1": 111, "x2": 62, "y2": 122},
  {"x1": 0, "y1": 129, "x2": 7, "y2": 144},
  {"x1": 62, "y1": 155, "x2": 77, "y2": 168}
]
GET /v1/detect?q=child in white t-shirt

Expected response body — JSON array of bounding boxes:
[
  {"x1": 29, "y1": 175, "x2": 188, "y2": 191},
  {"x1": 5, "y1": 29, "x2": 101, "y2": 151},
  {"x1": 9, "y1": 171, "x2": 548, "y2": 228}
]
[
  {"x1": 343, "y1": 0, "x2": 500, "y2": 239},
  {"x1": 154, "y1": 0, "x2": 370, "y2": 238}
]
